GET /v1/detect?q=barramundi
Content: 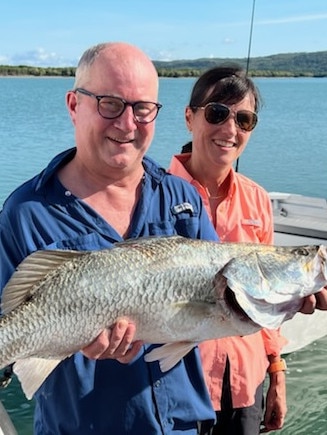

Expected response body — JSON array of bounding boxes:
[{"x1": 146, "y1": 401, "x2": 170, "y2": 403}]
[{"x1": 0, "y1": 235, "x2": 326, "y2": 399}]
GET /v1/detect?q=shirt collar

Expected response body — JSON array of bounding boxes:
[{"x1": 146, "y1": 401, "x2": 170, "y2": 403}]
[
  {"x1": 34, "y1": 148, "x2": 166, "y2": 192},
  {"x1": 35, "y1": 147, "x2": 76, "y2": 192},
  {"x1": 169, "y1": 152, "x2": 237, "y2": 199}
]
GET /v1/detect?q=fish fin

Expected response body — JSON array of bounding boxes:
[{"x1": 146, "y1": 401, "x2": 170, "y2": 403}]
[
  {"x1": 114, "y1": 235, "x2": 185, "y2": 249},
  {"x1": 1, "y1": 250, "x2": 87, "y2": 314},
  {"x1": 144, "y1": 342, "x2": 197, "y2": 372},
  {"x1": 13, "y1": 357, "x2": 63, "y2": 400}
]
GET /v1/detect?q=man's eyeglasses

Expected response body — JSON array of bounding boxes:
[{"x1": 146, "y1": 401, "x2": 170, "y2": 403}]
[
  {"x1": 74, "y1": 88, "x2": 162, "y2": 124},
  {"x1": 192, "y1": 102, "x2": 258, "y2": 132}
]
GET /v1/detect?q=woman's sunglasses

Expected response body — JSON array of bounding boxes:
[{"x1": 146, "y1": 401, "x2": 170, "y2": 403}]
[{"x1": 193, "y1": 102, "x2": 258, "y2": 132}]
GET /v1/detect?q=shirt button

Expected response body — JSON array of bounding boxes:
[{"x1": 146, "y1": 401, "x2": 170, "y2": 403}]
[{"x1": 154, "y1": 380, "x2": 161, "y2": 388}]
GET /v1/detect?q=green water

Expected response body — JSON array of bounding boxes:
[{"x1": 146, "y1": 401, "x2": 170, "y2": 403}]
[{"x1": 276, "y1": 338, "x2": 327, "y2": 434}]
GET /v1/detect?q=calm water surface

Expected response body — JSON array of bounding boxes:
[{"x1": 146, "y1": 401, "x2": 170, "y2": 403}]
[{"x1": 0, "y1": 77, "x2": 326, "y2": 434}]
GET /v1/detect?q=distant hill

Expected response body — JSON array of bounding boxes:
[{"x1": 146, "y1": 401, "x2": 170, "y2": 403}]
[
  {"x1": 154, "y1": 51, "x2": 327, "y2": 77},
  {"x1": 0, "y1": 51, "x2": 326, "y2": 77}
]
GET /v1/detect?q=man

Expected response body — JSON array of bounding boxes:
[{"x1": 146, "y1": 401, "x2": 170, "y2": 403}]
[{"x1": 0, "y1": 42, "x2": 218, "y2": 434}]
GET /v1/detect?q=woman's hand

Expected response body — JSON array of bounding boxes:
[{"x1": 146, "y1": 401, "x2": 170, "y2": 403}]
[{"x1": 260, "y1": 371, "x2": 287, "y2": 433}]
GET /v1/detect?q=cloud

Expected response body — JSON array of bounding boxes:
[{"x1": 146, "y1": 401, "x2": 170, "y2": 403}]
[
  {"x1": 4, "y1": 48, "x2": 77, "y2": 67},
  {"x1": 0, "y1": 55, "x2": 10, "y2": 64},
  {"x1": 222, "y1": 38, "x2": 236, "y2": 45},
  {"x1": 257, "y1": 13, "x2": 327, "y2": 26},
  {"x1": 151, "y1": 50, "x2": 175, "y2": 61}
]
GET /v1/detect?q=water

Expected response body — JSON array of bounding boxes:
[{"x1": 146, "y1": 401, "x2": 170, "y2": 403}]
[{"x1": 0, "y1": 76, "x2": 327, "y2": 434}]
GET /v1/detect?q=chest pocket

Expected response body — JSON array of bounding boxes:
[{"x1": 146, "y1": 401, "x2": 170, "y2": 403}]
[
  {"x1": 240, "y1": 218, "x2": 263, "y2": 242},
  {"x1": 147, "y1": 202, "x2": 200, "y2": 237}
]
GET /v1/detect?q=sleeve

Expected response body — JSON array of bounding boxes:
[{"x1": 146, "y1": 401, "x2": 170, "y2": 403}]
[
  {"x1": 0, "y1": 210, "x2": 24, "y2": 293},
  {"x1": 261, "y1": 328, "x2": 288, "y2": 357},
  {"x1": 0, "y1": 201, "x2": 40, "y2": 298}
]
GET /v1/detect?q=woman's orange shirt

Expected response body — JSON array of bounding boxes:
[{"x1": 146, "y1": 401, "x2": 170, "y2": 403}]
[{"x1": 169, "y1": 153, "x2": 287, "y2": 410}]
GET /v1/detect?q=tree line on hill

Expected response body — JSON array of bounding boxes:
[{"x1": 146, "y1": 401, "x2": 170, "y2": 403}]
[{"x1": 0, "y1": 51, "x2": 326, "y2": 78}]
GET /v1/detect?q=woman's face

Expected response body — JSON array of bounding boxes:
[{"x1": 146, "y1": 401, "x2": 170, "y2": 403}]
[{"x1": 185, "y1": 93, "x2": 256, "y2": 172}]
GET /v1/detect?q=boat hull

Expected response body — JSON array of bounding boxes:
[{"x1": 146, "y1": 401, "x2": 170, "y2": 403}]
[{"x1": 270, "y1": 192, "x2": 327, "y2": 353}]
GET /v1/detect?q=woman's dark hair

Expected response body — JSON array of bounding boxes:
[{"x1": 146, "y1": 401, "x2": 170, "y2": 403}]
[
  {"x1": 182, "y1": 64, "x2": 261, "y2": 154},
  {"x1": 189, "y1": 63, "x2": 261, "y2": 112},
  {"x1": 181, "y1": 141, "x2": 193, "y2": 154}
]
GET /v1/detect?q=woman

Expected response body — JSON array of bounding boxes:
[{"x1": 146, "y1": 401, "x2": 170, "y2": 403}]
[{"x1": 169, "y1": 65, "x2": 287, "y2": 435}]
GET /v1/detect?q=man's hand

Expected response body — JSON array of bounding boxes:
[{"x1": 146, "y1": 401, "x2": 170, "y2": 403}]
[
  {"x1": 82, "y1": 319, "x2": 143, "y2": 363},
  {"x1": 300, "y1": 287, "x2": 327, "y2": 314}
]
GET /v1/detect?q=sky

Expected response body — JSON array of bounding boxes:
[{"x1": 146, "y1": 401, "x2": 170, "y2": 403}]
[{"x1": 1, "y1": 0, "x2": 326, "y2": 67}]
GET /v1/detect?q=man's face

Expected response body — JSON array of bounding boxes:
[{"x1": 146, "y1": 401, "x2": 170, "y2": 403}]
[{"x1": 66, "y1": 52, "x2": 159, "y2": 178}]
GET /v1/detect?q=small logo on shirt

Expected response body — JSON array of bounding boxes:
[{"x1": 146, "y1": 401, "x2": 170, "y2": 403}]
[
  {"x1": 241, "y1": 219, "x2": 261, "y2": 227},
  {"x1": 172, "y1": 202, "x2": 194, "y2": 215}
]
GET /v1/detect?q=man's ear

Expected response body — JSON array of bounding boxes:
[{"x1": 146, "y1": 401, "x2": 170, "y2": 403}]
[{"x1": 66, "y1": 91, "x2": 78, "y2": 125}]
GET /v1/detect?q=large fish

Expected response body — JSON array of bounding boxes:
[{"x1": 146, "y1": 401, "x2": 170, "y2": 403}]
[{"x1": 0, "y1": 235, "x2": 326, "y2": 399}]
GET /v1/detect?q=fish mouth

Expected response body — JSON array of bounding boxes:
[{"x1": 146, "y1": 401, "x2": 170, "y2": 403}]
[
  {"x1": 318, "y1": 245, "x2": 327, "y2": 281},
  {"x1": 225, "y1": 286, "x2": 260, "y2": 327}
]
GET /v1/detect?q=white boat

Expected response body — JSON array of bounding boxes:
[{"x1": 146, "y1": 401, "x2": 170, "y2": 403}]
[
  {"x1": 270, "y1": 192, "x2": 327, "y2": 245},
  {"x1": 270, "y1": 192, "x2": 327, "y2": 354}
]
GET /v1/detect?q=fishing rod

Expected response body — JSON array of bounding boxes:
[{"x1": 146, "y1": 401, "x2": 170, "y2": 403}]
[
  {"x1": 246, "y1": 0, "x2": 256, "y2": 75},
  {"x1": 0, "y1": 401, "x2": 17, "y2": 435},
  {"x1": 0, "y1": 363, "x2": 17, "y2": 434},
  {"x1": 235, "y1": 0, "x2": 256, "y2": 173}
]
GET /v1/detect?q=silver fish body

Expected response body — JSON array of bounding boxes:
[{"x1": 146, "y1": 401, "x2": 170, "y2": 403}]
[{"x1": 0, "y1": 235, "x2": 326, "y2": 398}]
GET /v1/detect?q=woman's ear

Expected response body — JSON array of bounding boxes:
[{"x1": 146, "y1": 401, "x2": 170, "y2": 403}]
[{"x1": 185, "y1": 106, "x2": 193, "y2": 132}]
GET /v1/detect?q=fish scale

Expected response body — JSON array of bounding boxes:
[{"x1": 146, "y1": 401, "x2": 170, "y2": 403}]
[{"x1": 0, "y1": 235, "x2": 326, "y2": 399}]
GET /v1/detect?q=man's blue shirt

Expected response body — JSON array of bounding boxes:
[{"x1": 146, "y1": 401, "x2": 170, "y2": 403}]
[{"x1": 0, "y1": 149, "x2": 219, "y2": 434}]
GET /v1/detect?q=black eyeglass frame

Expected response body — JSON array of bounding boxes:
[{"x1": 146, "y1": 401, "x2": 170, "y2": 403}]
[
  {"x1": 74, "y1": 87, "x2": 162, "y2": 124},
  {"x1": 192, "y1": 102, "x2": 258, "y2": 132}
]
